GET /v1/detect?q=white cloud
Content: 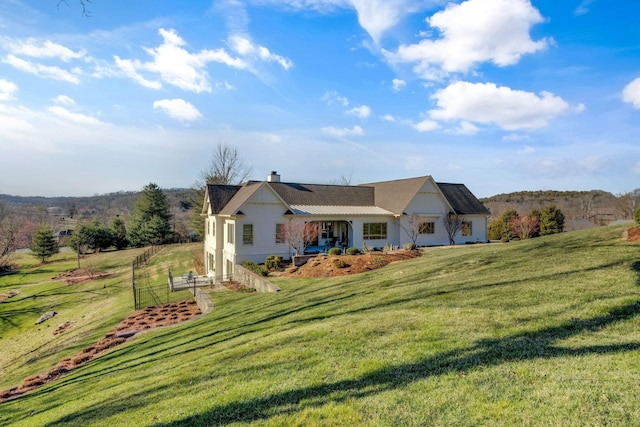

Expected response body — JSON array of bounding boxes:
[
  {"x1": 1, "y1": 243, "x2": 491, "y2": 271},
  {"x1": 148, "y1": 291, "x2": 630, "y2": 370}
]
[
  {"x1": 577, "y1": 154, "x2": 609, "y2": 172},
  {"x1": 622, "y1": 77, "x2": 640, "y2": 109},
  {"x1": 381, "y1": 114, "x2": 395, "y2": 122},
  {"x1": 53, "y1": 95, "x2": 76, "y2": 106},
  {"x1": 502, "y1": 133, "x2": 529, "y2": 142},
  {"x1": 350, "y1": 0, "x2": 418, "y2": 43},
  {"x1": 0, "y1": 79, "x2": 18, "y2": 101},
  {"x1": 5, "y1": 38, "x2": 85, "y2": 61},
  {"x1": 386, "y1": 0, "x2": 550, "y2": 80},
  {"x1": 321, "y1": 125, "x2": 364, "y2": 137},
  {"x1": 228, "y1": 35, "x2": 293, "y2": 70},
  {"x1": 254, "y1": 0, "x2": 422, "y2": 42},
  {"x1": 346, "y1": 104, "x2": 371, "y2": 118},
  {"x1": 392, "y1": 78, "x2": 406, "y2": 92},
  {"x1": 574, "y1": 0, "x2": 595, "y2": 16},
  {"x1": 153, "y1": 98, "x2": 202, "y2": 123},
  {"x1": 454, "y1": 120, "x2": 479, "y2": 135},
  {"x1": 322, "y1": 90, "x2": 349, "y2": 107},
  {"x1": 113, "y1": 56, "x2": 162, "y2": 90},
  {"x1": 518, "y1": 145, "x2": 535, "y2": 154},
  {"x1": 412, "y1": 119, "x2": 440, "y2": 132},
  {"x1": 429, "y1": 81, "x2": 570, "y2": 130},
  {"x1": 47, "y1": 106, "x2": 103, "y2": 125},
  {"x1": 115, "y1": 28, "x2": 248, "y2": 93},
  {"x1": 3, "y1": 54, "x2": 81, "y2": 84}
]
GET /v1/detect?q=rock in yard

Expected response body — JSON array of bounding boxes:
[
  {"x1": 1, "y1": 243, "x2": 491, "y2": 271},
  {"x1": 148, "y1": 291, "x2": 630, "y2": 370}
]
[{"x1": 35, "y1": 311, "x2": 57, "y2": 325}]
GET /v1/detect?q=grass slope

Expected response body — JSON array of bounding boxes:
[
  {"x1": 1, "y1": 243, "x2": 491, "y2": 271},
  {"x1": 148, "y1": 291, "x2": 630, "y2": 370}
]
[{"x1": 1, "y1": 227, "x2": 640, "y2": 426}]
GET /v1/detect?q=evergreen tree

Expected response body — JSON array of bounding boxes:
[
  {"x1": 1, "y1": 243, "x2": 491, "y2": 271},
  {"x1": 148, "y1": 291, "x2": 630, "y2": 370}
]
[
  {"x1": 111, "y1": 216, "x2": 129, "y2": 250},
  {"x1": 30, "y1": 224, "x2": 59, "y2": 262},
  {"x1": 540, "y1": 205, "x2": 565, "y2": 235},
  {"x1": 499, "y1": 209, "x2": 519, "y2": 241},
  {"x1": 128, "y1": 183, "x2": 172, "y2": 247},
  {"x1": 69, "y1": 220, "x2": 114, "y2": 253},
  {"x1": 634, "y1": 206, "x2": 640, "y2": 225}
]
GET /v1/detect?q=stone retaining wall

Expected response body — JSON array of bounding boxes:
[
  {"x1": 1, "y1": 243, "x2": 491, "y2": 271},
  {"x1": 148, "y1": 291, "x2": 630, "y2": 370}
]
[
  {"x1": 235, "y1": 265, "x2": 281, "y2": 293},
  {"x1": 194, "y1": 289, "x2": 214, "y2": 314}
]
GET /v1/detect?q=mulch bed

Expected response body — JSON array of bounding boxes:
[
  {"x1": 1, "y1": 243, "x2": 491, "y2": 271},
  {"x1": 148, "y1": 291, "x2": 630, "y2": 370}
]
[
  {"x1": 280, "y1": 250, "x2": 422, "y2": 278},
  {"x1": 0, "y1": 299, "x2": 201, "y2": 402},
  {"x1": 0, "y1": 290, "x2": 19, "y2": 302},
  {"x1": 626, "y1": 226, "x2": 640, "y2": 242},
  {"x1": 53, "y1": 268, "x2": 111, "y2": 285}
]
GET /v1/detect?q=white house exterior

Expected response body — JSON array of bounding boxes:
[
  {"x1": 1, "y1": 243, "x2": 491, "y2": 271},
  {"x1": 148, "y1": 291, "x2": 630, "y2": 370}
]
[{"x1": 203, "y1": 172, "x2": 490, "y2": 281}]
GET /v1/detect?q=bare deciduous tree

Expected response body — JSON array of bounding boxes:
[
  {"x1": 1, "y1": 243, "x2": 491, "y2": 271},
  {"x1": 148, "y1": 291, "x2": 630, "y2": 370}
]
[
  {"x1": 0, "y1": 207, "x2": 21, "y2": 271},
  {"x1": 198, "y1": 144, "x2": 253, "y2": 187},
  {"x1": 57, "y1": 0, "x2": 92, "y2": 16},
  {"x1": 442, "y1": 213, "x2": 465, "y2": 245},
  {"x1": 284, "y1": 221, "x2": 319, "y2": 256},
  {"x1": 328, "y1": 172, "x2": 353, "y2": 186},
  {"x1": 400, "y1": 213, "x2": 421, "y2": 245},
  {"x1": 509, "y1": 215, "x2": 540, "y2": 240},
  {"x1": 190, "y1": 143, "x2": 253, "y2": 232}
]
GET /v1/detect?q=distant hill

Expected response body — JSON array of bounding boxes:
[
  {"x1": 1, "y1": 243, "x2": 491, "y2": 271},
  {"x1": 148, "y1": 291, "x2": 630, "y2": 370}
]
[
  {"x1": 480, "y1": 189, "x2": 639, "y2": 231},
  {"x1": 0, "y1": 188, "x2": 192, "y2": 214},
  {"x1": 0, "y1": 188, "x2": 197, "y2": 236},
  {"x1": 3, "y1": 187, "x2": 638, "y2": 234}
]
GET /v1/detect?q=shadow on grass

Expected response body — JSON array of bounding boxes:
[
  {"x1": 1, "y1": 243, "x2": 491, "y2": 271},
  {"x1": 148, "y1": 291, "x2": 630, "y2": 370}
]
[
  {"x1": 14, "y1": 258, "x2": 640, "y2": 426},
  {"x1": 37, "y1": 297, "x2": 640, "y2": 427},
  {"x1": 156, "y1": 300, "x2": 640, "y2": 426}
]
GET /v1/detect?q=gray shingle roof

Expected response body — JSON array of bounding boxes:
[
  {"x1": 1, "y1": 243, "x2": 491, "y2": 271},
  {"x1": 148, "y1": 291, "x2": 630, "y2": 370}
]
[
  {"x1": 436, "y1": 183, "x2": 490, "y2": 215},
  {"x1": 205, "y1": 176, "x2": 489, "y2": 217},
  {"x1": 206, "y1": 184, "x2": 242, "y2": 214},
  {"x1": 268, "y1": 182, "x2": 375, "y2": 206}
]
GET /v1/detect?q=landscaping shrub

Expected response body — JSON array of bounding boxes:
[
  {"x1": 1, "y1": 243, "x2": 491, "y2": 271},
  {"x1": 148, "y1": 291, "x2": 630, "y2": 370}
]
[
  {"x1": 635, "y1": 206, "x2": 640, "y2": 224},
  {"x1": 369, "y1": 256, "x2": 387, "y2": 269},
  {"x1": 346, "y1": 247, "x2": 360, "y2": 255},
  {"x1": 264, "y1": 255, "x2": 282, "y2": 270},
  {"x1": 403, "y1": 242, "x2": 416, "y2": 250},
  {"x1": 328, "y1": 247, "x2": 342, "y2": 256},
  {"x1": 332, "y1": 258, "x2": 349, "y2": 268},
  {"x1": 241, "y1": 260, "x2": 268, "y2": 276}
]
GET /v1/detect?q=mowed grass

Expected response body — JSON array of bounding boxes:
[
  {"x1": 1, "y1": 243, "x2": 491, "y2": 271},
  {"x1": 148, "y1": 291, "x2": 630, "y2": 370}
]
[
  {"x1": 0, "y1": 244, "x2": 200, "y2": 392},
  {"x1": 1, "y1": 227, "x2": 640, "y2": 426}
]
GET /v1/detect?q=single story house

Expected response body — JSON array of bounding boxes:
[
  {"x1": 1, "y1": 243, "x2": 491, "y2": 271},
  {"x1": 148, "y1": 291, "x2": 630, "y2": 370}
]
[{"x1": 202, "y1": 172, "x2": 490, "y2": 281}]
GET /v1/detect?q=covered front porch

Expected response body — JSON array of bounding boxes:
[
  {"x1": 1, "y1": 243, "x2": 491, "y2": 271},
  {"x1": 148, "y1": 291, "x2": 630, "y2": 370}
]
[{"x1": 304, "y1": 220, "x2": 353, "y2": 254}]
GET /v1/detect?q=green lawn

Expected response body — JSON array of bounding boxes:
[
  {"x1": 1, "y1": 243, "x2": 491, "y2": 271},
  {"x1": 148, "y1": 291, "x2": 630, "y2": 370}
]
[{"x1": 1, "y1": 227, "x2": 639, "y2": 426}]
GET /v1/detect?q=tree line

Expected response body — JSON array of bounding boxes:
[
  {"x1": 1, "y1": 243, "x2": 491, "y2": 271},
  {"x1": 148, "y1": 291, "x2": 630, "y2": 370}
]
[
  {"x1": 488, "y1": 205, "x2": 566, "y2": 242},
  {"x1": 0, "y1": 143, "x2": 252, "y2": 269}
]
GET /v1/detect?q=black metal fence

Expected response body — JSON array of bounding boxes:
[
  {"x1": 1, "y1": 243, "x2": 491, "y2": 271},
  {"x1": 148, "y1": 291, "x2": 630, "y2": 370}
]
[
  {"x1": 133, "y1": 279, "x2": 190, "y2": 310},
  {"x1": 132, "y1": 245, "x2": 171, "y2": 310},
  {"x1": 132, "y1": 245, "x2": 163, "y2": 270}
]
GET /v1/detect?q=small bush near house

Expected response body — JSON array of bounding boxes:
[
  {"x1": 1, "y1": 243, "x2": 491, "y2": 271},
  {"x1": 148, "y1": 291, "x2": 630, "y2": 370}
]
[
  {"x1": 369, "y1": 256, "x2": 387, "y2": 269},
  {"x1": 403, "y1": 242, "x2": 416, "y2": 250},
  {"x1": 345, "y1": 247, "x2": 360, "y2": 255},
  {"x1": 241, "y1": 260, "x2": 268, "y2": 276},
  {"x1": 328, "y1": 247, "x2": 342, "y2": 256},
  {"x1": 264, "y1": 255, "x2": 282, "y2": 270},
  {"x1": 332, "y1": 258, "x2": 349, "y2": 268}
]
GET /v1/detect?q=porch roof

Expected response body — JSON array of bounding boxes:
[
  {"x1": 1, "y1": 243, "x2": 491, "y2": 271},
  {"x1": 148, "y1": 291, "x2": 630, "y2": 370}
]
[{"x1": 289, "y1": 205, "x2": 394, "y2": 216}]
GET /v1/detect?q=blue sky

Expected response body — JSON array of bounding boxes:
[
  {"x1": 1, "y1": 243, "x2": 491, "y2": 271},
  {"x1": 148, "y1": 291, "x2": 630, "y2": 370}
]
[{"x1": 0, "y1": 0, "x2": 639, "y2": 197}]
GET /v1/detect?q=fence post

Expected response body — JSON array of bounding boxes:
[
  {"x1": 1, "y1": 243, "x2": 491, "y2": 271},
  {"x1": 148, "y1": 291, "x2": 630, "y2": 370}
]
[{"x1": 132, "y1": 260, "x2": 137, "y2": 310}]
